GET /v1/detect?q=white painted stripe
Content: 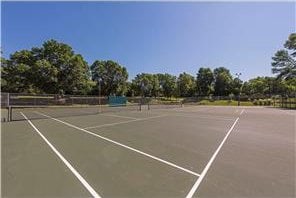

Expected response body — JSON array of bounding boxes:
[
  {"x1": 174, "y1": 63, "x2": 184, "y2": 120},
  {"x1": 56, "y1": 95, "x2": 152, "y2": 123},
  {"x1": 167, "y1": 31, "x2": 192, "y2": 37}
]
[
  {"x1": 103, "y1": 114, "x2": 139, "y2": 120},
  {"x1": 20, "y1": 112, "x2": 101, "y2": 198},
  {"x1": 170, "y1": 114, "x2": 235, "y2": 121},
  {"x1": 185, "y1": 117, "x2": 240, "y2": 198},
  {"x1": 280, "y1": 110, "x2": 296, "y2": 116},
  {"x1": 240, "y1": 109, "x2": 245, "y2": 115},
  {"x1": 160, "y1": 107, "x2": 210, "y2": 113},
  {"x1": 35, "y1": 111, "x2": 200, "y2": 177},
  {"x1": 84, "y1": 115, "x2": 167, "y2": 130}
]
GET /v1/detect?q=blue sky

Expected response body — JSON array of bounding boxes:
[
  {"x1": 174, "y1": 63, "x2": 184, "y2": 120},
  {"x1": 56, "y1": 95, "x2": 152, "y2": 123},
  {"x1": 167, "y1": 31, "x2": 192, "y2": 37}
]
[{"x1": 1, "y1": 2, "x2": 295, "y2": 81}]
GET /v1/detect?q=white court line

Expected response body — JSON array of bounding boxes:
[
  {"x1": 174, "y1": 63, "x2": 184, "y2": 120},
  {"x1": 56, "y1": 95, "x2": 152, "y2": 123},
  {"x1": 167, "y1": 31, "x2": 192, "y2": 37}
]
[
  {"x1": 279, "y1": 110, "x2": 296, "y2": 116},
  {"x1": 185, "y1": 109, "x2": 243, "y2": 198},
  {"x1": 20, "y1": 112, "x2": 101, "y2": 198},
  {"x1": 35, "y1": 111, "x2": 200, "y2": 177},
  {"x1": 171, "y1": 107, "x2": 210, "y2": 113},
  {"x1": 169, "y1": 114, "x2": 235, "y2": 121},
  {"x1": 84, "y1": 114, "x2": 167, "y2": 130},
  {"x1": 102, "y1": 114, "x2": 139, "y2": 120},
  {"x1": 240, "y1": 109, "x2": 245, "y2": 115}
]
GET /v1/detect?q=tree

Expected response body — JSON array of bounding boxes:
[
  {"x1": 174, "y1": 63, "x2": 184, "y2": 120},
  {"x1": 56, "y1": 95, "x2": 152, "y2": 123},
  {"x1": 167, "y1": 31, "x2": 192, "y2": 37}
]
[
  {"x1": 31, "y1": 60, "x2": 58, "y2": 93},
  {"x1": 1, "y1": 51, "x2": 8, "y2": 92},
  {"x1": 272, "y1": 33, "x2": 296, "y2": 80},
  {"x1": 125, "y1": 82, "x2": 133, "y2": 97},
  {"x1": 241, "y1": 76, "x2": 286, "y2": 97},
  {"x1": 2, "y1": 39, "x2": 92, "y2": 94},
  {"x1": 177, "y1": 72, "x2": 195, "y2": 97},
  {"x1": 272, "y1": 50, "x2": 296, "y2": 79},
  {"x1": 196, "y1": 67, "x2": 214, "y2": 96},
  {"x1": 91, "y1": 60, "x2": 128, "y2": 96},
  {"x1": 157, "y1": 73, "x2": 177, "y2": 97},
  {"x1": 38, "y1": 40, "x2": 91, "y2": 94},
  {"x1": 213, "y1": 67, "x2": 233, "y2": 96},
  {"x1": 282, "y1": 78, "x2": 296, "y2": 96},
  {"x1": 284, "y1": 33, "x2": 296, "y2": 56},
  {"x1": 232, "y1": 77, "x2": 243, "y2": 96},
  {"x1": 2, "y1": 50, "x2": 34, "y2": 93},
  {"x1": 243, "y1": 77, "x2": 267, "y2": 96},
  {"x1": 131, "y1": 73, "x2": 160, "y2": 97},
  {"x1": 132, "y1": 73, "x2": 152, "y2": 97}
]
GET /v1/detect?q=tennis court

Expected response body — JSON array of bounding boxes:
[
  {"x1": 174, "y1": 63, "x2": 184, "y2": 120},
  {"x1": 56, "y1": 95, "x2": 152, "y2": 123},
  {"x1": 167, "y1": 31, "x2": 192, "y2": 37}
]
[{"x1": 2, "y1": 105, "x2": 295, "y2": 197}]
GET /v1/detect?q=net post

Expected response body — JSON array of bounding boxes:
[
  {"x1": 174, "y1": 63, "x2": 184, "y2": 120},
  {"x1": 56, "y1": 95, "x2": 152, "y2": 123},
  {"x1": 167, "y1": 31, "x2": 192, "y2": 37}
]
[
  {"x1": 7, "y1": 93, "x2": 11, "y2": 121},
  {"x1": 6, "y1": 93, "x2": 10, "y2": 107}
]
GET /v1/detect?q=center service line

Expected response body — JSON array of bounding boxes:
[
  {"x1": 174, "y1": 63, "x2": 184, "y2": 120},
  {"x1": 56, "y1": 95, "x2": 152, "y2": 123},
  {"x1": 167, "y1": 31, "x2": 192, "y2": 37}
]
[
  {"x1": 185, "y1": 109, "x2": 244, "y2": 198},
  {"x1": 102, "y1": 114, "x2": 139, "y2": 120},
  {"x1": 35, "y1": 111, "x2": 200, "y2": 177},
  {"x1": 84, "y1": 114, "x2": 167, "y2": 130},
  {"x1": 239, "y1": 109, "x2": 245, "y2": 115},
  {"x1": 20, "y1": 112, "x2": 101, "y2": 198}
]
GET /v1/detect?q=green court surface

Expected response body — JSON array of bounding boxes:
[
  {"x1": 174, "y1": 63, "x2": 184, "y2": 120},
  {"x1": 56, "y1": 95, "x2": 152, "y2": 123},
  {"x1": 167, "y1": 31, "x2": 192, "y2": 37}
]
[{"x1": 2, "y1": 106, "x2": 295, "y2": 197}]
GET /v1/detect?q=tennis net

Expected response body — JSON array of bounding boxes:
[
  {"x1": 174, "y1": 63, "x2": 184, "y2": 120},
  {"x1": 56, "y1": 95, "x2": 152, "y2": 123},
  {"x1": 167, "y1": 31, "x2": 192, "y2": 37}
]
[
  {"x1": 145, "y1": 97, "x2": 183, "y2": 110},
  {"x1": 4, "y1": 93, "x2": 142, "y2": 121},
  {"x1": 9, "y1": 104, "x2": 141, "y2": 121}
]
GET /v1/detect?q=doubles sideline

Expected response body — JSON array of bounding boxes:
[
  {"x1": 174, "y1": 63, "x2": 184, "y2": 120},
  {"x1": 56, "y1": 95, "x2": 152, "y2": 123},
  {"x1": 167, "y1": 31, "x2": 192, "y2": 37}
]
[
  {"x1": 20, "y1": 112, "x2": 101, "y2": 198},
  {"x1": 185, "y1": 109, "x2": 244, "y2": 198}
]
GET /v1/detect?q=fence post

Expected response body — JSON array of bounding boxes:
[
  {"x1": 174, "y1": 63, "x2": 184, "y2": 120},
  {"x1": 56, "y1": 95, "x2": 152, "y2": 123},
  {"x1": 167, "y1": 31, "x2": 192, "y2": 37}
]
[{"x1": 7, "y1": 93, "x2": 9, "y2": 106}]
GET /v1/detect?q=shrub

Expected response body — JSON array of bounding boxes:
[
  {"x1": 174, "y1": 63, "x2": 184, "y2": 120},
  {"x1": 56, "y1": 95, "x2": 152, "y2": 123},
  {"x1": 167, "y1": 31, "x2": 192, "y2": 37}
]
[
  {"x1": 266, "y1": 99, "x2": 272, "y2": 106},
  {"x1": 253, "y1": 99, "x2": 258, "y2": 105}
]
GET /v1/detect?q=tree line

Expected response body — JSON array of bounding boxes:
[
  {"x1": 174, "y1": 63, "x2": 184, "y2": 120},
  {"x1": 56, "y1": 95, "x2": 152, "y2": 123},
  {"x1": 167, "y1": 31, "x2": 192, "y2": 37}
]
[{"x1": 1, "y1": 33, "x2": 295, "y2": 97}]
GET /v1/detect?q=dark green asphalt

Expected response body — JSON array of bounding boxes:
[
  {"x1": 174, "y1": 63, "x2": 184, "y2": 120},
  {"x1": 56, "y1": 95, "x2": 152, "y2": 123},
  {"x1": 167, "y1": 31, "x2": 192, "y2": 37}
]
[
  {"x1": 2, "y1": 106, "x2": 295, "y2": 197},
  {"x1": 86, "y1": 115, "x2": 234, "y2": 172},
  {"x1": 19, "y1": 117, "x2": 197, "y2": 197},
  {"x1": 2, "y1": 120, "x2": 91, "y2": 197},
  {"x1": 195, "y1": 108, "x2": 295, "y2": 197}
]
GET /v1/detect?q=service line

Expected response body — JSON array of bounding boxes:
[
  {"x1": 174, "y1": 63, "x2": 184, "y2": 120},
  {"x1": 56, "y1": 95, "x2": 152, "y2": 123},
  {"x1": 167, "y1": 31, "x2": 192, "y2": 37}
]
[
  {"x1": 34, "y1": 111, "x2": 200, "y2": 177},
  {"x1": 84, "y1": 114, "x2": 167, "y2": 130},
  {"x1": 169, "y1": 114, "x2": 235, "y2": 121},
  {"x1": 102, "y1": 114, "x2": 139, "y2": 120}
]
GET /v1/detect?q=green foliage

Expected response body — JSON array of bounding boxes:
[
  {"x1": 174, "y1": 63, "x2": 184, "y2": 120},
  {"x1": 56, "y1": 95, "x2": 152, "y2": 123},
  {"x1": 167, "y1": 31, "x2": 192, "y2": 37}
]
[
  {"x1": 1, "y1": 55, "x2": 8, "y2": 91},
  {"x1": 91, "y1": 60, "x2": 128, "y2": 96},
  {"x1": 157, "y1": 73, "x2": 177, "y2": 97},
  {"x1": 31, "y1": 60, "x2": 58, "y2": 93},
  {"x1": 284, "y1": 33, "x2": 296, "y2": 56},
  {"x1": 213, "y1": 67, "x2": 233, "y2": 96},
  {"x1": 2, "y1": 39, "x2": 91, "y2": 94},
  {"x1": 131, "y1": 73, "x2": 160, "y2": 97},
  {"x1": 252, "y1": 99, "x2": 272, "y2": 106},
  {"x1": 196, "y1": 67, "x2": 214, "y2": 95},
  {"x1": 177, "y1": 72, "x2": 195, "y2": 97},
  {"x1": 232, "y1": 77, "x2": 243, "y2": 95},
  {"x1": 1, "y1": 33, "x2": 295, "y2": 99},
  {"x1": 242, "y1": 76, "x2": 295, "y2": 97},
  {"x1": 272, "y1": 33, "x2": 296, "y2": 80},
  {"x1": 198, "y1": 99, "x2": 253, "y2": 106}
]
